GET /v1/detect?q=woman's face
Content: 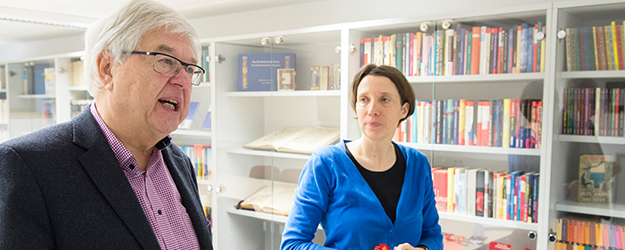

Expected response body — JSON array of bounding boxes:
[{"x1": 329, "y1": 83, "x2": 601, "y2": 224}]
[{"x1": 355, "y1": 75, "x2": 409, "y2": 142}]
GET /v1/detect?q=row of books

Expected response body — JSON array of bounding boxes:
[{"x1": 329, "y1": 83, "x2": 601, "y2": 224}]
[
  {"x1": 565, "y1": 21, "x2": 625, "y2": 72},
  {"x1": 309, "y1": 64, "x2": 340, "y2": 90},
  {"x1": 200, "y1": 194, "x2": 212, "y2": 221},
  {"x1": 359, "y1": 22, "x2": 546, "y2": 77},
  {"x1": 556, "y1": 217, "x2": 625, "y2": 250},
  {"x1": 70, "y1": 99, "x2": 93, "y2": 118},
  {"x1": 562, "y1": 87, "x2": 625, "y2": 137},
  {"x1": 394, "y1": 99, "x2": 543, "y2": 149},
  {"x1": 432, "y1": 167, "x2": 540, "y2": 223},
  {"x1": 22, "y1": 63, "x2": 55, "y2": 96},
  {"x1": 180, "y1": 144, "x2": 212, "y2": 179}
]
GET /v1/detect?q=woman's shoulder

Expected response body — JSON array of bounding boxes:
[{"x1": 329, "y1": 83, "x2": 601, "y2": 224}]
[{"x1": 311, "y1": 140, "x2": 347, "y2": 157}]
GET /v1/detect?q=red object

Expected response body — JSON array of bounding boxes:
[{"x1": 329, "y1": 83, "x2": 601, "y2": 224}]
[
  {"x1": 374, "y1": 243, "x2": 390, "y2": 250},
  {"x1": 488, "y1": 241, "x2": 511, "y2": 250}
]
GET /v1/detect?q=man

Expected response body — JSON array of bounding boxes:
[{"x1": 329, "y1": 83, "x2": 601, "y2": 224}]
[{"x1": 0, "y1": 0, "x2": 212, "y2": 249}]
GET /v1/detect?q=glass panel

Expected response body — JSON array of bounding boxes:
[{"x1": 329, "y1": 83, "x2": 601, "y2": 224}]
[
  {"x1": 7, "y1": 59, "x2": 56, "y2": 138},
  {"x1": 170, "y1": 43, "x2": 214, "y2": 240},
  {"x1": 354, "y1": 8, "x2": 547, "y2": 249},
  {"x1": 214, "y1": 30, "x2": 341, "y2": 249},
  {"x1": 1, "y1": 65, "x2": 7, "y2": 142},
  {"x1": 551, "y1": 2, "x2": 625, "y2": 250}
]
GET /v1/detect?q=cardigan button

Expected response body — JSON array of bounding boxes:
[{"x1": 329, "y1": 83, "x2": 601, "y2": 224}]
[{"x1": 388, "y1": 228, "x2": 393, "y2": 233}]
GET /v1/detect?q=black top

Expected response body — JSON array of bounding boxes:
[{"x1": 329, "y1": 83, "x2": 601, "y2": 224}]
[{"x1": 346, "y1": 142, "x2": 406, "y2": 223}]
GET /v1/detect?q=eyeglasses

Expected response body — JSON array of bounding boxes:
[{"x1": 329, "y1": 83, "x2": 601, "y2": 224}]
[{"x1": 130, "y1": 51, "x2": 205, "y2": 86}]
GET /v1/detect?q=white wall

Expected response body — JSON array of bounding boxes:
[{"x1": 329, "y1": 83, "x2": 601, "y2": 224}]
[{"x1": 0, "y1": 0, "x2": 569, "y2": 61}]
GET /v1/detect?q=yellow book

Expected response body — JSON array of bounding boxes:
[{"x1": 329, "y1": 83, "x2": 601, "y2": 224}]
[
  {"x1": 605, "y1": 26, "x2": 615, "y2": 70},
  {"x1": 596, "y1": 222, "x2": 603, "y2": 247},
  {"x1": 502, "y1": 99, "x2": 511, "y2": 148},
  {"x1": 447, "y1": 167, "x2": 456, "y2": 212},
  {"x1": 556, "y1": 219, "x2": 563, "y2": 250},
  {"x1": 584, "y1": 222, "x2": 590, "y2": 245},
  {"x1": 612, "y1": 21, "x2": 619, "y2": 70}
]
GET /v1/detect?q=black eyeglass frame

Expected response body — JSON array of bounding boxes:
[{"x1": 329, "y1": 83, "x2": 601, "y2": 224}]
[{"x1": 130, "y1": 51, "x2": 205, "y2": 86}]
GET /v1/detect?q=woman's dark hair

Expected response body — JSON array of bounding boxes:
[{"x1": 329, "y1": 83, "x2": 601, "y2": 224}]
[{"x1": 350, "y1": 64, "x2": 415, "y2": 124}]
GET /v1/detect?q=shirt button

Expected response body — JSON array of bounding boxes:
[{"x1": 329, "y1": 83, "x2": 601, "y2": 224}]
[
  {"x1": 388, "y1": 228, "x2": 393, "y2": 233},
  {"x1": 158, "y1": 210, "x2": 162, "y2": 215}
]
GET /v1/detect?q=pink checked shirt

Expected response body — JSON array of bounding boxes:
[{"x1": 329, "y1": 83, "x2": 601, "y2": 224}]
[{"x1": 91, "y1": 104, "x2": 200, "y2": 250}]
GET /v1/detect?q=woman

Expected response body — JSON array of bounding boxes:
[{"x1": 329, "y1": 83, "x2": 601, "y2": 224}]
[{"x1": 281, "y1": 64, "x2": 443, "y2": 250}]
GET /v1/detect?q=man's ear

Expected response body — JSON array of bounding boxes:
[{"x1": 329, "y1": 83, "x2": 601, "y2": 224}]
[{"x1": 97, "y1": 50, "x2": 114, "y2": 90}]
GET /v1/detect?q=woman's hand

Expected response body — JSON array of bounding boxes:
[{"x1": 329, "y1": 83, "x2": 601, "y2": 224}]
[{"x1": 393, "y1": 243, "x2": 426, "y2": 250}]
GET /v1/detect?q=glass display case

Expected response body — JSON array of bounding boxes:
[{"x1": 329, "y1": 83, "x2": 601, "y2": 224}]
[{"x1": 549, "y1": 1, "x2": 625, "y2": 249}]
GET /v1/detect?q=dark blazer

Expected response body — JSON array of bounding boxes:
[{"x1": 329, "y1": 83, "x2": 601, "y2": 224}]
[{"x1": 0, "y1": 107, "x2": 213, "y2": 250}]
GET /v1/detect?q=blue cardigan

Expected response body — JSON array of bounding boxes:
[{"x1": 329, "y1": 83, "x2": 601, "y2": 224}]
[{"x1": 281, "y1": 140, "x2": 443, "y2": 250}]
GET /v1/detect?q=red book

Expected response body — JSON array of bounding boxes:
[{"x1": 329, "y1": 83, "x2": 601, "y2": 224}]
[
  {"x1": 433, "y1": 169, "x2": 449, "y2": 212},
  {"x1": 517, "y1": 175, "x2": 525, "y2": 221},
  {"x1": 533, "y1": 24, "x2": 539, "y2": 72},
  {"x1": 471, "y1": 26, "x2": 482, "y2": 75}
]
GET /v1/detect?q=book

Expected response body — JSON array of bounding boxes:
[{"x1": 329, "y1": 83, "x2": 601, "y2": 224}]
[
  {"x1": 467, "y1": 168, "x2": 479, "y2": 216},
  {"x1": 178, "y1": 101, "x2": 200, "y2": 129},
  {"x1": 235, "y1": 183, "x2": 297, "y2": 216},
  {"x1": 238, "y1": 53, "x2": 296, "y2": 91},
  {"x1": 44, "y1": 67, "x2": 55, "y2": 95},
  {"x1": 578, "y1": 154, "x2": 616, "y2": 203},
  {"x1": 244, "y1": 126, "x2": 339, "y2": 154},
  {"x1": 433, "y1": 168, "x2": 449, "y2": 212}
]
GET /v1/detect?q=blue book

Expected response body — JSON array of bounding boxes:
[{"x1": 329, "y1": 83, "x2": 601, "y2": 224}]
[
  {"x1": 526, "y1": 24, "x2": 534, "y2": 73},
  {"x1": 441, "y1": 99, "x2": 447, "y2": 144},
  {"x1": 459, "y1": 28, "x2": 466, "y2": 75},
  {"x1": 520, "y1": 23, "x2": 528, "y2": 73},
  {"x1": 453, "y1": 99, "x2": 459, "y2": 145},
  {"x1": 201, "y1": 111, "x2": 211, "y2": 130},
  {"x1": 237, "y1": 53, "x2": 296, "y2": 91},
  {"x1": 179, "y1": 102, "x2": 199, "y2": 129}
]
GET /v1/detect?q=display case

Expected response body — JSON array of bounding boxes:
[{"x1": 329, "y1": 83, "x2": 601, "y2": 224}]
[
  {"x1": 211, "y1": 29, "x2": 341, "y2": 249},
  {"x1": 549, "y1": 0, "x2": 625, "y2": 249}
]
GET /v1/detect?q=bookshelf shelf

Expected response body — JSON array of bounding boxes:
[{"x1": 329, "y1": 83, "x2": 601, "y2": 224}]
[
  {"x1": 227, "y1": 207, "x2": 290, "y2": 224},
  {"x1": 0, "y1": 89, "x2": 6, "y2": 93},
  {"x1": 404, "y1": 142, "x2": 542, "y2": 156},
  {"x1": 555, "y1": 200, "x2": 625, "y2": 219},
  {"x1": 171, "y1": 129, "x2": 212, "y2": 139},
  {"x1": 407, "y1": 72, "x2": 545, "y2": 84},
  {"x1": 0, "y1": 122, "x2": 7, "y2": 130},
  {"x1": 225, "y1": 90, "x2": 340, "y2": 97},
  {"x1": 17, "y1": 94, "x2": 55, "y2": 99},
  {"x1": 227, "y1": 207, "x2": 323, "y2": 230},
  {"x1": 558, "y1": 135, "x2": 625, "y2": 145},
  {"x1": 560, "y1": 70, "x2": 625, "y2": 79},
  {"x1": 438, "y1": 211, "x2": 538, "y2": 231},
  {"x1": 227, "y1": 147, "x2": 311, "y2": 160},
  {"x1": 68, "y1": 86, "x2": 88, "y2": 91}
]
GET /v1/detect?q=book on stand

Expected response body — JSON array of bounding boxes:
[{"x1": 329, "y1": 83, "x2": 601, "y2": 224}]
[
  {"x1": 244, "y1": 126, "x2": 340, "y2": 154},
  {"x1": 578, "y1": 154, "x2": 616, "y2": 203}
]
